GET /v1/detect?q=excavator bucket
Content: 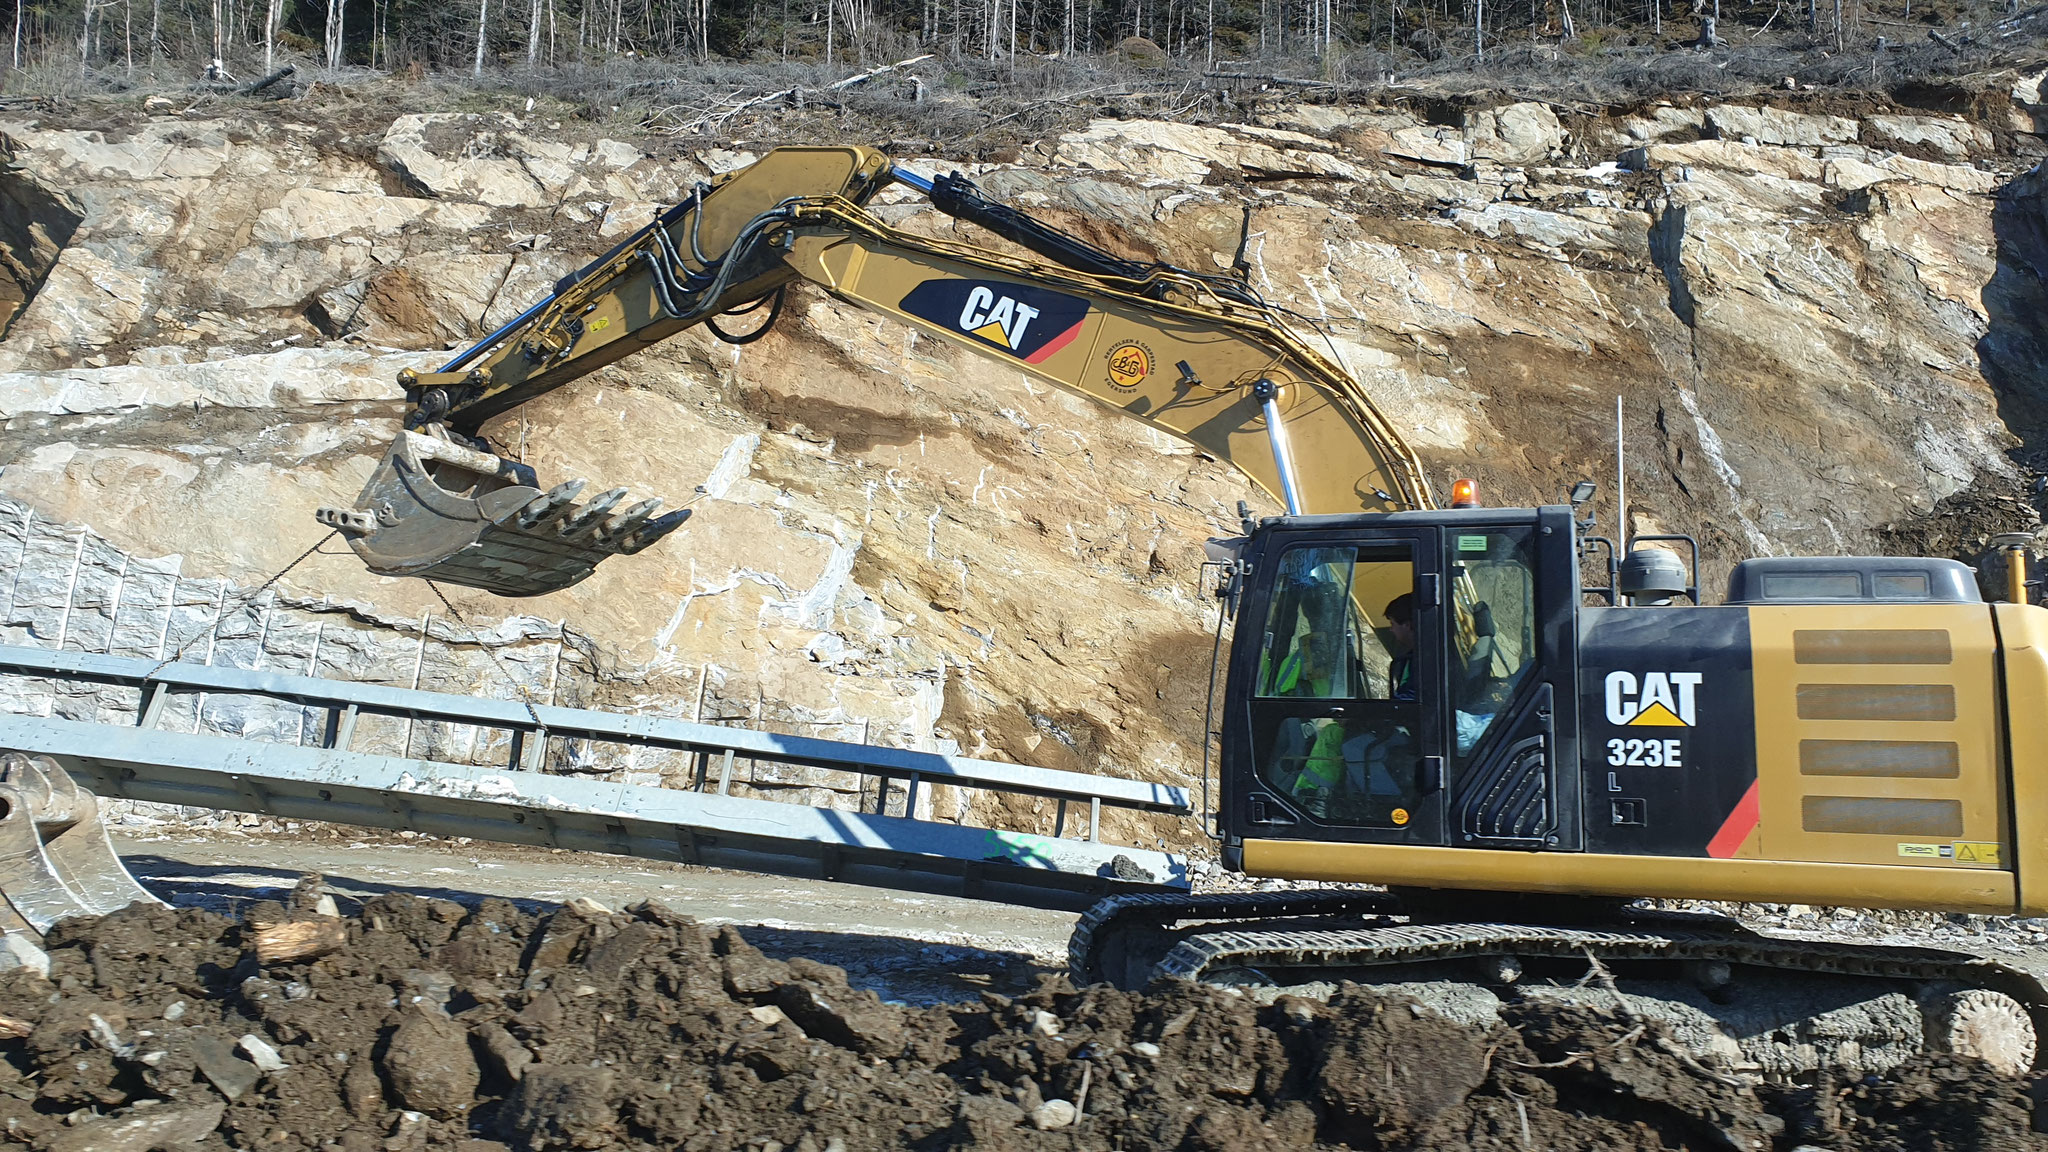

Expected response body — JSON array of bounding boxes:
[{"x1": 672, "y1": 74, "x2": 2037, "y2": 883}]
[
  {"x1": 0, "y1": 753, "x2": 161, "y2": 940},
  {"x1": 315, "y1": 428, "x2": 690, "y2": 598}
]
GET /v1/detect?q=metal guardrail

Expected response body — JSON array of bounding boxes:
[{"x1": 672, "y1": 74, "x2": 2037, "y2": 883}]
[{"x1": 0, "y1": 645, "x2": 1192, "y2": 910}]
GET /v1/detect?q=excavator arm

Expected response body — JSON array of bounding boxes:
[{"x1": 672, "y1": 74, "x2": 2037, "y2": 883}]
[{"x1": 317, "y1": 145, "x2": 1433, "y2": 597}]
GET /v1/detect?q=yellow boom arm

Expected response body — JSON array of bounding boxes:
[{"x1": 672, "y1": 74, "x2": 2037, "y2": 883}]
[{"x1": 318, "y1": 145, "x2": 1433, "y2": 596}]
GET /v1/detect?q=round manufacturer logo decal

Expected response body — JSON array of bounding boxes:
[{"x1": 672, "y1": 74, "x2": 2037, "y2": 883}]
[
  {"x1": 1390, "y1": 808, "x2": 1410, "y2": 826},
  {"x1": 1105, "y1": 341, "x2": 1154, "y2": 390}
]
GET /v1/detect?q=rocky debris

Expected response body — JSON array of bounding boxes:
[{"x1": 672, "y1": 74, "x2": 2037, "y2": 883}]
[
  {"x1": 39, "y1": 1099, "x2": 223, "y2": 1152},
  {"x1": 0, "y1": 897, "x2": 2037, "y2": 1151}
]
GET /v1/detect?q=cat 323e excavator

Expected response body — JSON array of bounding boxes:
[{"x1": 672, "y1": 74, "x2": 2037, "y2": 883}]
[{"x1": 315, "y1": 145, "x2": 2048, "y2": 1072}]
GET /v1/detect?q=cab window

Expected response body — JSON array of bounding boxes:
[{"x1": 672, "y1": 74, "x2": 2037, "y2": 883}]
[
  {"x1": 1447, "y1": 528, "x2": 1539, "y2": 762},
  {"x1": 1251, "y1": 543, "x2": 1423, "y2": 828},
  {"x1": 1255, "y1": 545, "x2": 1414, "y2": 701}
]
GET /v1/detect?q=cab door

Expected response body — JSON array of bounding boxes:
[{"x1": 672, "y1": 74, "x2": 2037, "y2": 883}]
[{"x1": 1226, "y1": 527, "x2": 1449, "y2": 845}]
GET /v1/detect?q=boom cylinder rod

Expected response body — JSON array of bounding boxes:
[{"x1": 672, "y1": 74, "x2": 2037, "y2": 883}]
[
  {"x1": 439, "y1": 296, "x2": 555, "y2": 374},
  {"x1": 1254, "y1": 379, "x2": 1305, "y2": 516},
  {"x1": 887, "y1": 165, "x2": 935, "y2": 193}
]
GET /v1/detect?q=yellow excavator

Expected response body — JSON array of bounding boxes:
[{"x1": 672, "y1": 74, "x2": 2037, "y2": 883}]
[{"x1": 318, "y1": 145, "x2": 2048, "y2": 1072}]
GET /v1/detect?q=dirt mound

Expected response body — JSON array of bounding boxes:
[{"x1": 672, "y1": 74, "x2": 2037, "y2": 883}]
[{"x1": 0, "y1": 894, "x2": 2043, "y2": 1151}]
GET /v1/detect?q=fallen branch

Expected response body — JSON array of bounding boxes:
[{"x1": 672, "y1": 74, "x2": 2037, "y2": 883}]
[
  {"x1": 1203, "y1": 70, "x2": 1337, "y2": 88},
  {"x1": 242, "y1": 64, "x2": 297, "y2": 96},
  {"x1": 671, "y1": 54, "x2": 933, "y2": 134}
]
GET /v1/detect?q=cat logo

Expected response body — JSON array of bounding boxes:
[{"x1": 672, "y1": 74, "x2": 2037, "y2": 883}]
[
  {"x1": 898, "y1": 279, "x2": 1090, "y2": 365},
  {"x1": 1604, "y1": 670, "x2": 1702, "y2": 727}
]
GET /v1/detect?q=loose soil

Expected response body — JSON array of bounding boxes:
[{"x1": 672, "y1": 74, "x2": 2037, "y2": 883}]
[{"x1": 0, "y1": 890, "x2": 2042, "y2": 1151}]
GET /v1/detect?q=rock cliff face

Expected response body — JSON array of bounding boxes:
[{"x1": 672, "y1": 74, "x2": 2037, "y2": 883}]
[{"x1": 2, "y1": 85, "x2": 2045, "y2": 846}]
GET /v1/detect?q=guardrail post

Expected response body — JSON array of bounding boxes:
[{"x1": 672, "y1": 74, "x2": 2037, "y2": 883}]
[
  {"x1": 716, "y1": 748, "x2": 736, "y2": 795},
  {"x1": 1054, "y1": 798, "x2": 1068, "y2": 838},
  {"x1": 324, "y1": 704, "x2": 359, "y2": 752},
  {"x1": 138, "y1": 684, "x2": 170, "y2": 730},
  {"x1": 515, "y1": 727, "x2": 548, "y2": 772},
  {"x1": 904, "y1": 772, "x2": 921, "y2": 820},
  {"x1": 1089, "y1": 797, "x2": 1101, "y2": 843}
]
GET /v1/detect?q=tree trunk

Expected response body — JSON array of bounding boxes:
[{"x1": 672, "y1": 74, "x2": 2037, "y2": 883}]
[
  {"x1": 78, "y1": 0, "x2": 94, "y2": 69},
  {"x1": 12, "y1": 0, "x2": 23, "y2": 69},
  {"x1": 1474, "y1": 0, "x2": 1483, "y2": 58},
  {"x1": 263, "y1": 0, "x2": 277, "y2": 71},
  {"x1": 473, "y1": 0, "x2": 487, "y2": 74},
  {"x1": 324, "y1": 0, "x2": 343, "y2": 68},
  {"x1": 526, "y1": 0, "x2": 539, "y2": 62}
]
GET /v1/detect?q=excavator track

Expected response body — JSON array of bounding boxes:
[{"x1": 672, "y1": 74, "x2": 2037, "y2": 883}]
[
  {"x1": 1069, "y1": 889, "x2": 1402, "y2": 988},
  {"x1": 1071, "y1": 890, "x2": 2048, "y2": 1073}
]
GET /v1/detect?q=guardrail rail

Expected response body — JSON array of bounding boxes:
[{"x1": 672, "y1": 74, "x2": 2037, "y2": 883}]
[{"x1": 0, "y1": 644, "x2": 1192, "y2": 911}]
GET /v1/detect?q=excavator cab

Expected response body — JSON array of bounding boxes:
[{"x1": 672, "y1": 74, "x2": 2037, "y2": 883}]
[{"x1": 1223, "y1": 506, "x2": 1578, "y2": 864}]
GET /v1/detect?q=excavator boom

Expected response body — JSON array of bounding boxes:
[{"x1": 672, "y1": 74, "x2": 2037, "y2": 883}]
[{"x1": 316, "y1": 146, "x2": 1431, "y2": 597}]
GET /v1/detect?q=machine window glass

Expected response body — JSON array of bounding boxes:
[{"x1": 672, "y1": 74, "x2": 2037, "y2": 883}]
[
  {"x1": 1255, "y1": 545, "x2": 1414, "y2": 700},
  {"x1": 1874, "y1": 572, "x2": 1932, "y2": 599},
  {"x1": 1761, "y1": 571, "x2": 1862, "y2": 599},
  {"x1": 1447, "y1": 528, "x2": 1539, "y2": 764},
  {"x1": 1252, "y1": 543, "x2": 1422, "y2": 827}
]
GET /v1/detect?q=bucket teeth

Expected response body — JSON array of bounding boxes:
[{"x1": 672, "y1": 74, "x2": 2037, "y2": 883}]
[
  {"x1": 559, "y1": 488, "x2": 628, "y2": 537},
  {"x1": 315, "y1": 507, "x2": 376, "y2": 535},
  {"x1": 518, "y1": 479, "x2": 588, "y2": 529},
  {"x1": 600, "y1": 498, "x2": 664, "y2": 544},
  {"x1": 621, "y1": 509, "x2": 693, "y2": 554}
]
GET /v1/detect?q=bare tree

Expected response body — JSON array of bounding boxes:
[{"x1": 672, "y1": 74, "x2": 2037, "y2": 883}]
[
  {"x1": 324, "y1": 0, "x2": 344, "y2": 67},
  {"x1": 527, "y1": 0, "x2": 541, "y2": 62},
  {"x1": 474, "y1": 0, "x2": 488, "y2": 74},
  {"x1": 12, "y1": 0, "x2": 25, "y2": 69},
  {"x1": 264, "y1": 0, "x2": 279, "y2": 71},
  {"x1": 78, "y1": 0, "x2": 96, "y2": 69}
]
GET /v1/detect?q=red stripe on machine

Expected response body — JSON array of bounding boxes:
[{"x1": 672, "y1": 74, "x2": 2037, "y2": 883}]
[
  {"x1": 1706, "y1": 780, "x2": 1760, "y2": 859},
  {"x1": 1023, "y1": 320, "x2": 1085, "y2": 364}
]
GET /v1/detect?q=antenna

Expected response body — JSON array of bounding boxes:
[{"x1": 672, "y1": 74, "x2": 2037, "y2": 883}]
[{"x1": 1615, "y1": 395, "x2": 1627, "y2": 549}]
